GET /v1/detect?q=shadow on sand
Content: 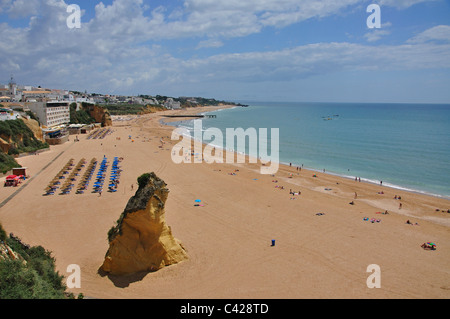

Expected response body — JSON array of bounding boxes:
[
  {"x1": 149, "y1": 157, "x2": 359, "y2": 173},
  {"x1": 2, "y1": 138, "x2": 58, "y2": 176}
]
[{"x1": 97, "y1": 268, "x2": 152, "y2": 288}]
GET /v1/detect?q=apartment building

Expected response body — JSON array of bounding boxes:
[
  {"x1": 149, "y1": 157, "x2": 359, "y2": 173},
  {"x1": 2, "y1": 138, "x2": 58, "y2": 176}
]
[{"x1": 27, "y1": 101, "x2": 70, "y2": 127}]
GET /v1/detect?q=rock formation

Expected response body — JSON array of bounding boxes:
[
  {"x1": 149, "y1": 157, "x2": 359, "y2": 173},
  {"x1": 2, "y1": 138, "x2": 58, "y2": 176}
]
[
  {"x1": 100, "y1": 173, "x2": 187, "y2": 276},
  {"x1": 82, "y1": 103, "x2": 112, "y2": 127}
]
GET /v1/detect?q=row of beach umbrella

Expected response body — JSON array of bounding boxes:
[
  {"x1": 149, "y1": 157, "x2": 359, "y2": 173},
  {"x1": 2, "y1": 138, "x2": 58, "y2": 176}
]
[
  {"x1": 107, "y1": 157, "x2": 122, "y2": 193},
  {"x1": 93, "y1": 157, "x2": 109, "y2": 193},
  {"x1": 43, "y1": 158, "x2": 75, "y2": 196},
  {"x1": 76, "y1": 158, "x2": 98, "y2": 194},
  {"x1": 59, "y1": 158, "x2": 86, "y2": 195}
]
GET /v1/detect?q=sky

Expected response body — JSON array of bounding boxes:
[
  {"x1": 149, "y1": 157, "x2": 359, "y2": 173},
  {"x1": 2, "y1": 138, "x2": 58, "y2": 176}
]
[{"x1": 0, "y1": 0, "x2": 449, "y2": 103}]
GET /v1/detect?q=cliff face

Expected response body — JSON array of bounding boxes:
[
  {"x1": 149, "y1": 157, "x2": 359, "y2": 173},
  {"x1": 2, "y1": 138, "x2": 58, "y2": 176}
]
[
  {"x1": 22, "y1": 118, "x2": 44, "y2": 142},
  {"x1": 100, "y1": 173, "x2": 187, "y2": 276},
  {"x1": 0, "y1": 118, "x2": 46, "y2": 155},
  {"x1": 83, "y1": 104, "x2": 112, "y2": 127}
]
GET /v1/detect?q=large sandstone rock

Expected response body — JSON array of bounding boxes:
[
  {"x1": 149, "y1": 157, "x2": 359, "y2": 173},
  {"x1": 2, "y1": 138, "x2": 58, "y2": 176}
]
[{"x1": 100, "y1": 173, "x2": 187, "y2": 276}]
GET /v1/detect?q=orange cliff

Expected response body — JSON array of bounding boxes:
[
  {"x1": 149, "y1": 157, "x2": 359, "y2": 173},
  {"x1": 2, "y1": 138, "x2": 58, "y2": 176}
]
[{"x1": 100, "y1": 172, "x2": 188, "y2": 276}]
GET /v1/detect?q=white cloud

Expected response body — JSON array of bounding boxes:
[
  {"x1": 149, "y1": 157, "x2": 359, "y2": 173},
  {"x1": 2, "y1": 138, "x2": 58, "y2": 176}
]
[
  {"x1": 196, "y1": 39, "x2": 224, "y2": 49},
  {"x1": 408, "y1": 25, "x2": 450, "y2": 43},
  {"x1": 377, "y1": 0, "x2": 438, "y2": 9},
  {"x1": 0, "y1": 0, "x2": 449, "y2": 97},
  {"x1": 364, "y1": 22, "x2": 392, "y2": 42}
]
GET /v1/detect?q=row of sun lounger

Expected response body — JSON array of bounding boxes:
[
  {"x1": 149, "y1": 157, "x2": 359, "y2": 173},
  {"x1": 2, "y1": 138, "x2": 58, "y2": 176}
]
[
  {"x1": 43, "y1": 156, "x2": 122, "y2": 196},
  {"x1": 87, "y1": 128, "x2": 112, "y2": 140}
]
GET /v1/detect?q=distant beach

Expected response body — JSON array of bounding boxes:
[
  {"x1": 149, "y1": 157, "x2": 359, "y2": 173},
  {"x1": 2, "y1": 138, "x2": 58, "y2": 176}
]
[{"x1": 173, "y1": 102, "x2": 450, "y2": 199}]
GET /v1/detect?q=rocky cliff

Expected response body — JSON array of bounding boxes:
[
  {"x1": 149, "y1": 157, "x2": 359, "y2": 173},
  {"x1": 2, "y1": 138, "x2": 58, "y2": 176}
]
[
  {"x1": 100, "y1": 173, "x2": 187, "y2": 276},
  {"x1": 0, "y1": 118, "x2": 46, "y2": 155},
  {"x1": 83, "y1": 104, "x2": 112, "y2": 127},
  {"x1": 22, "y1": 118, "x2": 44, "y2": 142}
]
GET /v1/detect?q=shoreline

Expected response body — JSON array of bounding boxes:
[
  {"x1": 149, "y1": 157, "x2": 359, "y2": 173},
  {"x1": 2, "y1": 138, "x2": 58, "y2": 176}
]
[{"x1": 160, "y1": 106, "x2": 450, "y2": 201}]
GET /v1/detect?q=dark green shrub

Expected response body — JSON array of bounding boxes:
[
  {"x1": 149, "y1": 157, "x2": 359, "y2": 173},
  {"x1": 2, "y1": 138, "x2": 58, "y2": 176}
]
[
  {"x1": 137, "y1": 173, "x2": 151, "y2": 189},
  {"x1": 0, "y1": 223, "x2": 7, "y2": 242}
]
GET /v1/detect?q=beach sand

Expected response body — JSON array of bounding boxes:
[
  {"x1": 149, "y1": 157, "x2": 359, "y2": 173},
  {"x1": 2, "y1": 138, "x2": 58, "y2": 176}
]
[{"x1": 0, "y1": 105, "x2": 449, "y2": 299}]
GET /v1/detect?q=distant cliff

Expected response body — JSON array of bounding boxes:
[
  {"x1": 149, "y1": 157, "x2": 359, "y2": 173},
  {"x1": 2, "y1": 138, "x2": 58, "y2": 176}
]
[
  {"x1": 78, "y1": 103, "x2": 112, "y2": 127},
  {"x1": 100, "y1": 172, "x2": 187, "y2": 276},
  {"x1": 0, "y1": 118, "x2": 48, "y2": 173}
]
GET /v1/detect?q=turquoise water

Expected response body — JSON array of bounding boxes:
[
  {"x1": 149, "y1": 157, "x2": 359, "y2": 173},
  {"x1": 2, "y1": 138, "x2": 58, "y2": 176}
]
[{"x1": 172, "y1": 102, "x2": 450, "y2": 199}]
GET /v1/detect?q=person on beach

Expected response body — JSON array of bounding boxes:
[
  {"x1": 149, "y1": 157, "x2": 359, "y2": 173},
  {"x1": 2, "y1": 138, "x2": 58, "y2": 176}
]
[
  {"x1": 354, "y1": 192, "x2": 357, "y2": 199},
  {"x1": 399, "y1": 203, "x2": 402, "y2": 209}
]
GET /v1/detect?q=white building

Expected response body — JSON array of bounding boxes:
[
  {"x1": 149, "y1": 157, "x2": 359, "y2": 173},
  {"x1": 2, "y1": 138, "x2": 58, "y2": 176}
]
[
  {"x1": 164, "y1": 98, "x2": 181, "y2": 110},
  {"x1": 27, "y1": 101, "x2": 70, "y2": 127},
  {"x1": 0, "y1": 107, "x2": 22, "y2": 121}
]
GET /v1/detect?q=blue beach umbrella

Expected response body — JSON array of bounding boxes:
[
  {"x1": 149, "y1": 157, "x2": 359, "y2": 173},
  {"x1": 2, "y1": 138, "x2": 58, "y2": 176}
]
[{"x1": 195, "y1": 199, "x2": 201, "y2": 202}]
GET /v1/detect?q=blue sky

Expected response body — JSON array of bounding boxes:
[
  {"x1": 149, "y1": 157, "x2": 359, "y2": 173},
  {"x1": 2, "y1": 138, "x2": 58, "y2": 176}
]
[{"x1": 1, "y1": 0, "x2": 449, "y2": 103}]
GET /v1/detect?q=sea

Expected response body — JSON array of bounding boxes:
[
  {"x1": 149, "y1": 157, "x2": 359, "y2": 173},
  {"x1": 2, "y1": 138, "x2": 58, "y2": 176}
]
[{"x1": 169, "y1": 102, "x2": 450, "y2": 199}]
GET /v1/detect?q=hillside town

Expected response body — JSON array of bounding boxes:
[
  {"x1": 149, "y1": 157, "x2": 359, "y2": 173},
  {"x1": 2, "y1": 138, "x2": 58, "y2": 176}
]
[
  {"x1": 0, "y1": 75, "x2": 180, "y2": 125},
  {"x1": 0, "y1": 76, "x2": 238, "y2": 145}
]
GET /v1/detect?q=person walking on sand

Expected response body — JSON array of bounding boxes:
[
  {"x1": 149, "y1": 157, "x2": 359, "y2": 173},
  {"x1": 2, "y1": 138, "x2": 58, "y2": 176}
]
[
  {"x1": 399, "y1": 203, "x2": 402, "y2": 209},
  {"x1": 354, "y1": 192, "x2": 357, "y2": 199}
]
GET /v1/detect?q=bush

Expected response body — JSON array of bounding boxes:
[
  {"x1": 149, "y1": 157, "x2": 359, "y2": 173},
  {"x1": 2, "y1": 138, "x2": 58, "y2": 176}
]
[
  {"x1": 0, "y1": 152, "x2": 20, "y2": 174},
  {"x1": 0, "y1": 223, "x2": 7, "y2": 242},
  {"x1": 0, "y1": 234, "x2": 72, "y2": 299},
  {"x1": 0, "y1": 119, "x2": 47, "y2": 156},
  {"x1": 137, "y1": 173, "x2": 151, "y2": 189},
  {"x1": 0, "y1": 258, "x2": 67, "y2": 299}
]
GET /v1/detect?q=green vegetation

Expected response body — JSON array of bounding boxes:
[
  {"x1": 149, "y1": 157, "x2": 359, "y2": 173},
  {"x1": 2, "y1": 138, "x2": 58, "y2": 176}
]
[
  {"x1": 175, "y1": 96, "x2": 237, "y2": 107},
  {"x1": 104, "y1": 103, "x2": 164, "y2": 115},
  {"x1": 0, "y1": 119, "x2": 49, "y2": 156},
  {"x1": 26, "y1": 111, "x2": 40, "y2": 125},
  {"x1": 0, "y1": 152, "x2": 20, "y2": 174},
  {"x1": 0, "y1": 223, "x2": 6, "y2": 242},
  {"x1": 137, "y1": 172, "x2": 151, "y2": 189},
  {"x1": 69, "y1": 103, "x2": 96, "y2": 124},
  {"x1": 0, "y1": 224, "x2": 75, "y2": 299},
  {"x1": 0, "y1": 118, "x2": 48, "y2": 173}
]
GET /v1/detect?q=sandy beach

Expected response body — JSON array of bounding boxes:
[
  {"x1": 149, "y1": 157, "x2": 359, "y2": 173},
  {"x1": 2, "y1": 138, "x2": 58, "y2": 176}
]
[{"x1": 1, "y1": 105, "x2": 449, "y2": 299}]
